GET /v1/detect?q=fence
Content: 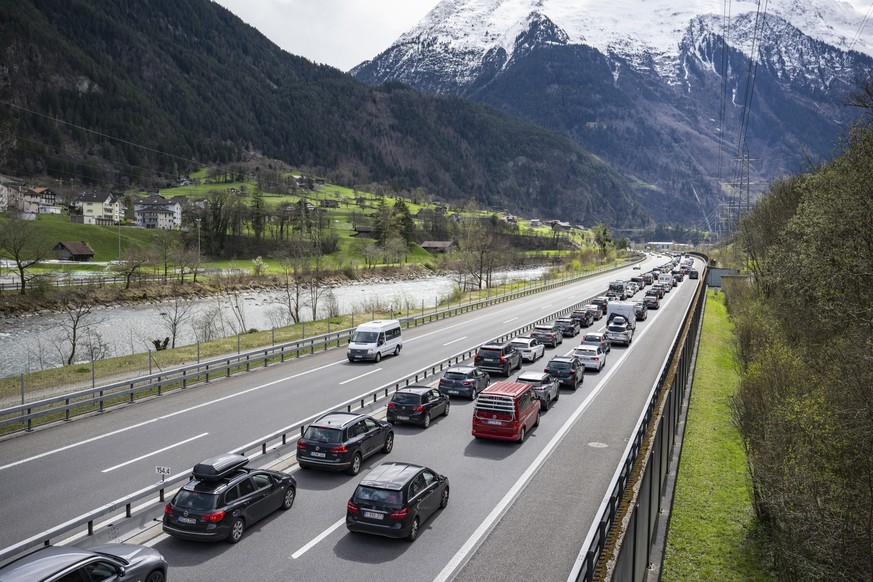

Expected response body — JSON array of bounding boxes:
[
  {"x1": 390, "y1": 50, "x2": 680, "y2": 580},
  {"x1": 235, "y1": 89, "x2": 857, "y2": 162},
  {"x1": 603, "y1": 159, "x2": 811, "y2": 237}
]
[
  {"x1": 0, "y1": 284, "x2": 609, "y2": 565},
  {"x1": 567, "y1": 255, "x2": 708, "y2": 582},
  {"x1": 0, "y1": 259, "x2": 640, "y2": 433}
]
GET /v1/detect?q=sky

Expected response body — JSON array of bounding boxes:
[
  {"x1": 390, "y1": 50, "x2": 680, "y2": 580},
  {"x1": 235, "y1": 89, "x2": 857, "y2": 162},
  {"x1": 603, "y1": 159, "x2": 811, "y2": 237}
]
[{"x1": 213, "y1": 0, "x2": 442, "y2": 72}]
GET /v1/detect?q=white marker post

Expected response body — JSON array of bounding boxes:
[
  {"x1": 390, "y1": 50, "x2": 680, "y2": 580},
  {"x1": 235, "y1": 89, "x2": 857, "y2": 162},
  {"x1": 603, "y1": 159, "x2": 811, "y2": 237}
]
[{"x1": 155, "y1": 466, "x2": 172, "y2": 483}]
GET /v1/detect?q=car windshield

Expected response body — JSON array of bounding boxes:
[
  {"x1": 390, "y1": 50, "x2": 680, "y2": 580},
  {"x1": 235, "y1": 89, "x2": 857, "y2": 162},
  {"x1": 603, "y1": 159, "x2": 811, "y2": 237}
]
[
  {"x1": 303, "y1": 427, "x2": 342, "y2": 443},
  {"x1": 443, "y1": 372, "x2": 470, "y2": 380},
  {"x1": 351, "y1": 331, "x2": 378, "y2": 343},
  {"x1": 353, "y1": 486, "x2": 403, "y2": 509},
  {"x1": 173, "y1": 490, "x2": 218, "y2": 511},
  {"x1": 391, "y1": 393, "x2": 422, "y2": 405},
  {"x1": 547, "y1": 361, "x2": 571, "y2": 370}
]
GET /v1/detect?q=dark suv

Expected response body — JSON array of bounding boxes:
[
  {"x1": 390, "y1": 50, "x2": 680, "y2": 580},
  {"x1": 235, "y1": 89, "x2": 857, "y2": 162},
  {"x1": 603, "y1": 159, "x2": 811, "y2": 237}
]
[
  {"x1": 544, "y1": 356, "x2": 585, "y2": 390},
  {"x1": 297, "y1": 412, "x2": 394, "y2": 475},
  {"x1": 439, "y1": 366, "x2": 490, "y2": 399},
  {"x1": 387, "y1": 386, "x2": 450, "y2": 428},
  {"x1": 347, "y1": 462, "x2": 449, "y2": 542},
  {"x1": 163, "y1": 453, "x2": 297, "y2": 543},
  {"x1": 531, "y1": 322, "x2": 563, "y2": 348},
  {"x1": 555, "y1": 317, "x2": 581, "y2": 337},
  {"x1": 474, "y1": 342, "x2": 522, "y2": 376},
  {"x1": 569, "y1": 309, "x2": 594, "y2": 328}
]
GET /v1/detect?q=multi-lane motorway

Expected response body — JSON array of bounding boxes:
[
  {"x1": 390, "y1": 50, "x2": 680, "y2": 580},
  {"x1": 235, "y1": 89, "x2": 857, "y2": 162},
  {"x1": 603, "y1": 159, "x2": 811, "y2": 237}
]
[{"x1": 0, "y1": 255, "x2": 701, "y2": 581}]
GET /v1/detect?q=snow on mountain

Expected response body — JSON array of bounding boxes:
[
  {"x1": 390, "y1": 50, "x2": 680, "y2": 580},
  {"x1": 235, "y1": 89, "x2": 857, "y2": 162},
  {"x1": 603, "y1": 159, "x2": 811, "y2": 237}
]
[{"x1": 364, "y1": 0, "x2": 872, "y2": 85}]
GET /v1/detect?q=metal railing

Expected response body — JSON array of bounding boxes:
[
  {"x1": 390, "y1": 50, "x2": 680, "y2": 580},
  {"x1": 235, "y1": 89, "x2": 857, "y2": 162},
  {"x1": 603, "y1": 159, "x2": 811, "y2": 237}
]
[
  {"x1": 0, "y1": 287, "x2": 608, "y2": 564},
  {"x1": 1, "y1": 259, "x2": 640, "y2": 433},
  {"x1": 568, "y1": 254, "x2": 709, "y2": 582}
]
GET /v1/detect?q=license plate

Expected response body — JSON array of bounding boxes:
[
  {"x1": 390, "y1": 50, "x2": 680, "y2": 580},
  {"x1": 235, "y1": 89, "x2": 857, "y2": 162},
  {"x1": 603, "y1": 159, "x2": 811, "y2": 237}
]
[
  {"x1": 310, "y1": 451, "x2": 326, "y2": 458},
  {"x1": 363, "y1": 511, "x2": 383, "y2": 520},
  {"x1": 178, "y1": 516, "x2": 196, "y2": 524},
  {"x1": 486, "y1": 420, "x2": 502, "y2": 425},
  {"x1": 448, "y1": 390, "x2": 459, "y2": 395},
  {"x1": 396, "y1": 415, "x2": 409, "y2": 420}
]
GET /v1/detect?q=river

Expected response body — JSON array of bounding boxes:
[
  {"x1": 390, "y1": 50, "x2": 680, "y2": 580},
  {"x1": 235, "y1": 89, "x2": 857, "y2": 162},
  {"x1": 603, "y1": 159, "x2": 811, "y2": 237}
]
[{"x1": 0, "y1": 268, "x2": 547, "y2": 378}]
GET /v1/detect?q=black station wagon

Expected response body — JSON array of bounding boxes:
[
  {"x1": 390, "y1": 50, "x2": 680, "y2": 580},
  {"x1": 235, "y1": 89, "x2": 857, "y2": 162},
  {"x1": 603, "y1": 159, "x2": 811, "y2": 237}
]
[
  {"x1": 297, "y1": 412, "x2": 394, "y2": 475},
  {"x1": 387, "y1": 385, "x2": 450, "y2": 428}
]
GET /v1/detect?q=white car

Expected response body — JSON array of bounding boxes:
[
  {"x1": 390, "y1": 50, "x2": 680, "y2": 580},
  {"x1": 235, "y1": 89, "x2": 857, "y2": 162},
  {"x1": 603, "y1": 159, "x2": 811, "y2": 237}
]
[
  {"x1": 573, "y1": 345, "x2": 607, "y2": 371},
  {"x1": 510, "y1": 336, "x2": 545, "y2": 362}
]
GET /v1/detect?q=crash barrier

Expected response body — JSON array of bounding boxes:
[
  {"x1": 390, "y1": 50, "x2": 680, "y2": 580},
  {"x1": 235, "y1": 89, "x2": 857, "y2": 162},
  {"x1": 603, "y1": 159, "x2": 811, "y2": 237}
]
[
  {"x1": 567, "y1": 255, "x2": 708, "y2": 582},
  {"x1": 0, "y1": 259, "x2": 641, "y2": 434}
]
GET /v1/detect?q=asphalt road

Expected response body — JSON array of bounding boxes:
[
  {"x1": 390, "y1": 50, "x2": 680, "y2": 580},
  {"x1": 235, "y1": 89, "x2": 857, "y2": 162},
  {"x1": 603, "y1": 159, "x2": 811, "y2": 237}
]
[{"x1": 0, "y1": 255, "x2": 700, "y2": 581}]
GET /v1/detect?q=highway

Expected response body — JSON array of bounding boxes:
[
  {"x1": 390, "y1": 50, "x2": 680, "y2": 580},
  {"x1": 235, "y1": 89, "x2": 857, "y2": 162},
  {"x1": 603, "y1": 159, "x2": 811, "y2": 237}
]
[{"x1": 0, "y1": 255, "x2": 701, "y2": 581}]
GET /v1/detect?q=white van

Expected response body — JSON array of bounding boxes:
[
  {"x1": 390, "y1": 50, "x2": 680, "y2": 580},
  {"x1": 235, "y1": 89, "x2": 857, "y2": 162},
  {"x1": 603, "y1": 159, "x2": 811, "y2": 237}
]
[{"x1": 347, "y1": 320, "x2": 402, "y2": 363}]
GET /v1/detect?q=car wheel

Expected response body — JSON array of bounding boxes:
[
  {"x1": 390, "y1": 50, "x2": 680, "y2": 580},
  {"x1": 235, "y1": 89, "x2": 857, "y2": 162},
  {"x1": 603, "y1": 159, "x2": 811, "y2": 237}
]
[
  {"x1": 382, "y1": 432, "x2": 394, "y2": 454},
  {"x1": 503, "y1": 364, "x2": 510, "y2": 377},
  {"x1": 374, "y1": 351, "x2": 381, "y2": 363},
  {"x1": 517, "y1": 426, "x2": 526, "y2": 443},
  {"x1": 407, "y1": 516, "x2": 420, "y2": 542},
  {"x1": 144, "y1": 571, "x2": 166, "y2": 582},
  {"x1": 534, "y1": 412, "x2": 540, "y2": 427},
  {"x1": 443, "y1": 400, "x2": 450, "y2": 417},
  {"x1": 281, "y1": 486, "x2": 296, "y2": 510},
  {"x1": 440, "y1": 486, "x2": 450, "y2": 509},
  {"x1": 555, "y1": 391, "x2": 560, "y2": 402},
  {"x1": 470, "y1": 390, "x2": 477, "y2": 401},
  {"x1": 226, "y1": 517, "x2": 245, "y2": 544},
  {"x1": 541, "y1": 397, "x2": 550, "y2": 412},
  {"x1": 347, "y1": 452, "x2": 363, "y2": 476},
  {"x1": 422, "y1": 413, "x2": 431, "y2": 428},
  {"x1": 394, "y1": 345, "x2": 401, "y2": 356}
]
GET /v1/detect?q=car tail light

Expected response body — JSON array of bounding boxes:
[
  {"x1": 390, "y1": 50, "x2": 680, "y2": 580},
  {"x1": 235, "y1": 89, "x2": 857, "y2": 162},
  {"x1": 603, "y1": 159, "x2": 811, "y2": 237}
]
[
  {"x1": 387, "y1": 402, "x2": 396, "y2": 409},
  {"x1": 389, "y1": 507, "x2": 410, "y2": 520},
  {"x1": 203, "y1": 510, "x2": 225, "y2": 523},
  {"x1": 593, "y1": 357, "x2": 599, "y2": 361},
  {"x1": 347, "y1": 500, "x2": 359, "y2": 514},
  {"x1": 463, "y1": 380, "x2": 473, "y2": 385},
  {"x1": 164, "y1": 504, "x2": 173, "y2": 515},
  {"x1": 330, "y1": 445, "x2": 348, "y2": 453},
  {"x1": 296, "y1": 439, "x2": 306, "y2": 449},
  {"x1": 499, "y1": 356, "x2": 506, "y2": 363},
  {"x1": 413, "y1": 405, "x2": 424, "y2": 412}
]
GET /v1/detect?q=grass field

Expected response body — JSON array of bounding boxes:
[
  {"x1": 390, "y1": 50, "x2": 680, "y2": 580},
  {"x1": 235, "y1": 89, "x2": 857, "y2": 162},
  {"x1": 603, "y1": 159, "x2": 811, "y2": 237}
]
[{"x1": 660, "y1": 290, "x2": 773, "y2": 581}]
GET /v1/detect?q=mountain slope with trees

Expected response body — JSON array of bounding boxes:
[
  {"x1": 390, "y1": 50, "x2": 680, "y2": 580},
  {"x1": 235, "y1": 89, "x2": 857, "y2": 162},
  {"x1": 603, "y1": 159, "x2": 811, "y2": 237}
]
[{"x1": 0, "y1": 0, "x2": 648, "y2": 227}]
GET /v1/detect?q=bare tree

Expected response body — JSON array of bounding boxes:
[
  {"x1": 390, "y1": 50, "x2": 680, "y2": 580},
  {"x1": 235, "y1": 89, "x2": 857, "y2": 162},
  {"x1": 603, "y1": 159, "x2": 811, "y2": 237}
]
[
  {"x1": 112, "y1": 247, "x2": 152, "y2": 289},
  {"x1": 55, "y1": 290, "x2": 97, "y2": 365},
  {"x1": 276, "y1": 242, "x2": 309, "y2": 324},
  {"x1": 157, "y1": 291, "x2": 195, "y2": 348},
  {"x1": 0, "y1": 217, "x2": 53, "y2": 295}
]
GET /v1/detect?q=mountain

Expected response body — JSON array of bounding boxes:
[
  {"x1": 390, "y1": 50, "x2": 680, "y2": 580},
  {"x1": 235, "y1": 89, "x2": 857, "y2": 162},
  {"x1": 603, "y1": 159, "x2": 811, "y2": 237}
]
[
  {"x1": 352, "y1": 0, "x2": 873, "y2": 227},
  {"x1": 0, "y1": 0, "x2": 648, "y2": 227}
]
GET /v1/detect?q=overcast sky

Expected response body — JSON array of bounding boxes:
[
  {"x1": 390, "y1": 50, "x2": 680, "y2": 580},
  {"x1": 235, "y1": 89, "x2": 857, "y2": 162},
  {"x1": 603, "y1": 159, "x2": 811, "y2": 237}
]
[{"x1": 213, "y1": 0, "x2": 441, "y2": 72}]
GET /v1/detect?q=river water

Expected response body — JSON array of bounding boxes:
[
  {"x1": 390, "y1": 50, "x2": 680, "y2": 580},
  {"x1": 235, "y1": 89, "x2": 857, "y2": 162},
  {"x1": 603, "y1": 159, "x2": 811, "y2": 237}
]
[{"x1": 0, "y1": 268, "x2": 547, "y2": 378}]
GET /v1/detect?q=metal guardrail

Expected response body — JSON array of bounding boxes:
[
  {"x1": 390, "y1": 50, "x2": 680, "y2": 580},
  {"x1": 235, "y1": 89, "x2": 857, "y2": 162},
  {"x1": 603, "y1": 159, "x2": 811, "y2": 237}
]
[
  {"x1": 0, "y1": 259, "x2": 641, "y2": 433},
  {"x1": 0, "y1": 284, "x2": 609, "y2": 565},
  {"x1": 568, "y1": 254, "x2": 709, "y2": 582}
]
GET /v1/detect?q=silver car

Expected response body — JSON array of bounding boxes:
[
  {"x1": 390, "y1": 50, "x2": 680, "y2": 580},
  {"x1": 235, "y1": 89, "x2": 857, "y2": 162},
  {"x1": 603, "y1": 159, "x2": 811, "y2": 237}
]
[
  {"x1": 510, "y1": 336, "x2": 545, "y2": 362},
  {"x1": 515, "y1": 370, "x2": 560, "y2": 411},
  {"x1": 0, "y1": 544, "x2": 168, "y2": 582},
  {"x1": 573, "y1": 345, "x2": 606, "y2": 372}
]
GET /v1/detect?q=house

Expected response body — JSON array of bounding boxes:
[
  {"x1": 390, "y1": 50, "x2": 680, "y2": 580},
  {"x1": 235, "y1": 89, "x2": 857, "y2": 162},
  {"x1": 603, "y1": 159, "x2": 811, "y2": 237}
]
[
  {"x1": 134, "y1": 195, "x2": 182, "y2": 229},
  {"x1": 552, "y1": 221, "x2": 572, "y2": 232},
  {"x1": 420, "y1": 240, "x2": 456, "y2": 254},
  {"x1": 0, "y1": 174, "x2": 23, "y2": 212},
  {"x1": 319, "y1": 199, "x2": 339, "y2": 208},
  {"x1": 530, "y1": 219, "x2": 541, "y2": 228},
  {"x1": 53, "y1": 241, "x2": 95, "y2": 262},
  {"x1": 77, "y1": 192, "x2": 125, "y2": 223},
  {"x1": 353, "y1": 225, "x2": 378, "y2": 238},
  {"x1": 434, "y1": 205, "x2": 447, "y2": 215}
]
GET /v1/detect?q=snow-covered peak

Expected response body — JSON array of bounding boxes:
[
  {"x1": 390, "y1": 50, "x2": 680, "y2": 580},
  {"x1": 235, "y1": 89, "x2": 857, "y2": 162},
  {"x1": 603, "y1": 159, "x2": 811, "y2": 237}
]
[{"x1": 396, "y1": 0, "x2": 872, "y2": 79}]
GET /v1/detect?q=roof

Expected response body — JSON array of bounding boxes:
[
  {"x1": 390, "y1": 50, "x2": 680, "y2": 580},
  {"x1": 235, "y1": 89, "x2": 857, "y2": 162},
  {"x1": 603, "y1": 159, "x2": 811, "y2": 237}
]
[
  {"x1": 360, "y1": 462, "x2": 424, "y2": 490},
  {"x1": 517, "y1": 371, "x2": 548, "y2": 381},
  {"x1": 311, "y1": 411, "x2": 362, "y2": 428},
  {"x1": 0, "y1": 546, "x2": 96, "y2": 580},
  {"x1": 420, "y1": 240, "x2": 454, "y2": 249},
  {"x1": 395, "y1": 385, "x2": 431, "y2": 395},
  {"x1": 445, "y1": 365, "x2": 477, "y2": 373},
  {"x1": 479, "y1": 381, "x2": 531, "y2": 398},
  {"x1": 56, "y1": 241, "x2": 95, "y2": 256},
  {"x1": 78, "y1": 191, "x2": 114, "y2": 203}
]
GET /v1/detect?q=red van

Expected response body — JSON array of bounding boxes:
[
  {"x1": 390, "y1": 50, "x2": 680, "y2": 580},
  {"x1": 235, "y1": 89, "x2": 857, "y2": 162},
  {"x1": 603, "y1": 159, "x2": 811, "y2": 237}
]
[{"x1": 471, "y1": 381, "x2": 541, "y2": 443}]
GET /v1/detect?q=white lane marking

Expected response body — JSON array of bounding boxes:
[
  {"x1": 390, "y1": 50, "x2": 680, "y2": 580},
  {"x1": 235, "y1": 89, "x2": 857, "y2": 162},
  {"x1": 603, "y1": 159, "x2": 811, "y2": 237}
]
[
  {"x1": 541, "y1": 304, "x2": 553, "y2": 309},
  {"x1": 0, "y1": 360, "x2": 345, "y2": 472},
  {"x1": 339, "y1": 367, "x2": 383, "y2": 385},
  {"x1": 101, "y1": 433, "x2": 209, "y2": 473},
  {"x1": 403, "y1": 306, "x2": 516, "y2": 342},
  {"x1": 503, "y1": 317, "x2": 518, "y2": 324},
  {"x1": 443, "y1": 336, "x2": 468, "y2": 346},
  {"x1": 433, "y1": 298, "x2": 666, "y2": 582},
  {"x1": 291, "y1": 518, "x2": 345, "y2": 559}
]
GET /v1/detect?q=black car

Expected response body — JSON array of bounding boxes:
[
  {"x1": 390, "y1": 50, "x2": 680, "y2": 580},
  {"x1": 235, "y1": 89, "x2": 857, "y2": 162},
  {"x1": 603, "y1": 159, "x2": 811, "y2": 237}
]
[
  {"x1": 0, "y1": 545, "x2": 167, "y2": 582},
  {"x1": 297, "y1": 412, "x2": 394, "y2": 475},
  {"x1": 591, "y1": 297, "x2": 609, "y2": 315},
  {"x1": 569, "y1": 308, "x2": 594, "y2": 327},
  {"x1": 689, "y1": 269, "x2": 699, "y2": 280},
  {"x1": 163, "y1": 453, "x2": 296, "y2": 544},
  {"x1": 555, "y1": 317, "x2": 581, "y2": 337},
  {"x1": 387, "y1": 386, "x2": 450, "y2": 428},
  {"x1": 643, "y1": 293, "x2": 660, "y2": 309},
  {"x1": 347, "y1": 462, "x2": 449, "y2": 542},
  {"x1": 544, "y1": 356, "x2": 584, "y2": 390},
  {"x1": 633, "y1": 301, "x2": 648, "y2": 321},
  {"x1": 474, "y1": 342, "x2": 522, "y2": 376},
  {"x1": 438, "y1": 366, "x2": 490, "y2": 399}
]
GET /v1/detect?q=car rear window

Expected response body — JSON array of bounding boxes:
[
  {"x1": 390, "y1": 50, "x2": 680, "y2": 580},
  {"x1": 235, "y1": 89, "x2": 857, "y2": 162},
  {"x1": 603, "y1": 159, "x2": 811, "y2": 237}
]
[
  {"x1": 510, "y1": 341, "x2": 528, "y2": 348},
  {"x1": 443, "y1": 372, "x2": 470, "y2": 380},
  {"x1": 607, "y1": 325, "x2": 626, "y2": 333},
  {"x1": 534, "y1": 325, "x2": 552, "y2": 331},
  {"x1": 547, "y1": 361, "x2": 571, "y2": 370},
  {"x1": 303, "y1": 426, "x2": 342, "y2": 443},
  {"x1": 574, "y1": 349, "x2": 596, "y2": 357},
  {"x1": 516, "y1": 377, "x2": 543, "y2": 387},
  {"x1": 477, "y1": 348, "x2": 502, "y2": 358},
  {"x1": 391, "y1": 393, "x2": 422, "y2": 405},
  {"x1": 174, "y1": 490, "x2": 218, "y2": 511},
  {"x1": 583, "y1": 335, "x2": 602, "y2": 342},
  {"x1": 353, "y1": 486, "x2": 403, "y2": 509}
]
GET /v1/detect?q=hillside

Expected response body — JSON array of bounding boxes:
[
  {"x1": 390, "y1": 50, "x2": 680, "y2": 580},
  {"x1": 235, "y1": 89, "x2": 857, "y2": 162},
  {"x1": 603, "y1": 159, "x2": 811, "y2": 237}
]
[{"x1": 0, "y1": 0, "x2": 649, "y2": 227}]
